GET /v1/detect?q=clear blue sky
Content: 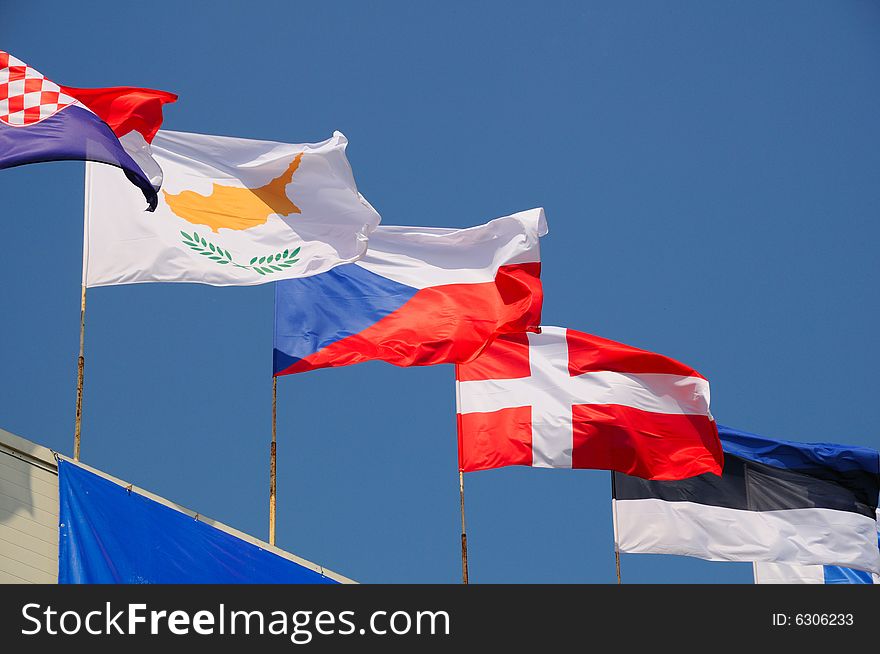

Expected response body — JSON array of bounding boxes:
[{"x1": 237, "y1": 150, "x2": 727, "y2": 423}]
[{"x1": 2, "y1": 1, "x2": 878, "y2": 583}]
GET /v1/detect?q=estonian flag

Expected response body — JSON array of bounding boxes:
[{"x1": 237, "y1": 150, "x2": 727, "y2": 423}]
[{"x1": 612, "y1": 425, "x2": 880, "y2": 574}]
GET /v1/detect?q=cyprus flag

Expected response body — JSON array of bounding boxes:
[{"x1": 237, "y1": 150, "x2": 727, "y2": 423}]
[{"x1": 84, "y1": 130, "x2": 381, "y2": 286}]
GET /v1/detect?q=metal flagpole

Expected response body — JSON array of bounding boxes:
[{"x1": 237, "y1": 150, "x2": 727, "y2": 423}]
[
  {"x1": 611, "y1": 471, "x2": 621, "y2": 584},
  {"x1": 74, "y1": 163, "x2": 92, "y2": 461},
  {"x1": 73, "y1": 285, "x2": 87, "y2": 461},
  {"x1": 615, "y1": 548, "x2": 621, "y2": 585},
  {"x1": 454, "y1": 366, "x2": 469, "y2": 584},
  {"x1": 269, "y1": 376, "x2": 277, "y2": 545},
  {"x1": 459, "y1": 470, "x2": 469, "y2": 584}
]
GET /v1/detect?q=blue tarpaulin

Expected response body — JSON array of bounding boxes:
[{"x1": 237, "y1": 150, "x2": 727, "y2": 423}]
[{"x1": 58, "y1": 460, "x2": 340, "y2": 584}]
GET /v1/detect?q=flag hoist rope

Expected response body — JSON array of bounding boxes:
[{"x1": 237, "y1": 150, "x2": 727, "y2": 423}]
[
  {"x1": 270, "y1": 376, "x2": 277, "y2": 545},
  {"x1": 74, "y1": 164, "x2": 91, "y2": 461}
]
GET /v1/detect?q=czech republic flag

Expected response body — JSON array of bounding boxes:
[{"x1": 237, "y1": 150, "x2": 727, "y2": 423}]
[
  {"x1": 274, "y1": 208, "x2": 547, "y2": 375},
  {"x1": 0, "y1": 51, "x2": 175, "y2": 210}
]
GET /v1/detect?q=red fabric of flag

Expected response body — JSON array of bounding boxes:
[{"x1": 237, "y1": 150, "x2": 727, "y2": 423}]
[
  {"x1": 456, "y1": 326, "x2": 722, "y2": 480},
  {"x1": 61, "y1": 86, "x2": 177, "y2": 142}
]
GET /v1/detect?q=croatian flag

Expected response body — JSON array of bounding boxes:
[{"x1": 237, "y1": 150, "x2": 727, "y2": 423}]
[
  {"x1": 0, "y1": 51, "x2": 168, "y2": 210},
  {"x1": 61, "y1": 85, "x2": 177, "y2": 190},
  {"x1": 456, "y1": 326, "x2": 722, "y2": 480},
  {"x1": 273, "y1": 208, "x2": 546, "y2": 375},
  {"x1": 613, "y1": 426, "x2": 880, "y2": 573}
]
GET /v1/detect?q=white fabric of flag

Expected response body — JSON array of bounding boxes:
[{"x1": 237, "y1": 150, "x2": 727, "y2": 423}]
[
  {"x1": 84, "y1": 130, "x2": 380, "y2": 287},
  {"x1": 753, "y1": 511, "x2": 879, "y2": 584}
]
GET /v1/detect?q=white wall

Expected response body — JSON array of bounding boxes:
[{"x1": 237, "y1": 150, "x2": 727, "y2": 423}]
[{"x1": 0, "y1": 429, "x2": 58, "y2": 584}]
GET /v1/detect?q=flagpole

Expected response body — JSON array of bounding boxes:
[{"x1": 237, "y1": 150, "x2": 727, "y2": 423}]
[
  {"x1": 611, "y1": 471, "x2": 621, "y2": 584},
  {"x1": 269, "y1": 376, "x2": 277, "y2": 545},
  {"x1": 74, "y1": 163, "x2": 92, "y2": 461},
  {"x1": 615, "y1": 549, "x2": 621, "y2": 585},
  {"x1": 459, "y1": 469, "x2": 469, "y2": 584},
  {"x1": 73, "y1": 285, "x2": 87, "y2": 461},
  {"x1": 454, "y1": 366, "x2": 469, "y2": 584}
]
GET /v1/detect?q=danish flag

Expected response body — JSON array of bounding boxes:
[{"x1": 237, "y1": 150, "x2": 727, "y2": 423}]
[{"x1": 456, "y1": 326, "x2": 723, "y2": 480}]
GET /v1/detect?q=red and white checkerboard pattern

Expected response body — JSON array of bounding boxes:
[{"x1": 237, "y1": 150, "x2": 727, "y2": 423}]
[{"x1": 0, "y1": 51, "x2": 80, "y2": 127}]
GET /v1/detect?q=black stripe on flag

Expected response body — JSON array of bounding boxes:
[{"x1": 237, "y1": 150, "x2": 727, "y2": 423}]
[{"x1": 613, "y1": 453, "x2": 879, "y2": 518}]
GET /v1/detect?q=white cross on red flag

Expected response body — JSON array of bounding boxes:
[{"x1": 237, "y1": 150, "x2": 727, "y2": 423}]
[{"x1": 455, "y1": 326, "x2": 723, "y2": 480}]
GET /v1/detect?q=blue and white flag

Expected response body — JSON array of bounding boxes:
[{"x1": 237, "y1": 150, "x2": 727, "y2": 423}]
[
  {"x1": 754, "y1": 514, "x2": 879, "y2": 584},
  {"x1": 612, "y1": 425, "x2": 880, "y2": 573}
]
